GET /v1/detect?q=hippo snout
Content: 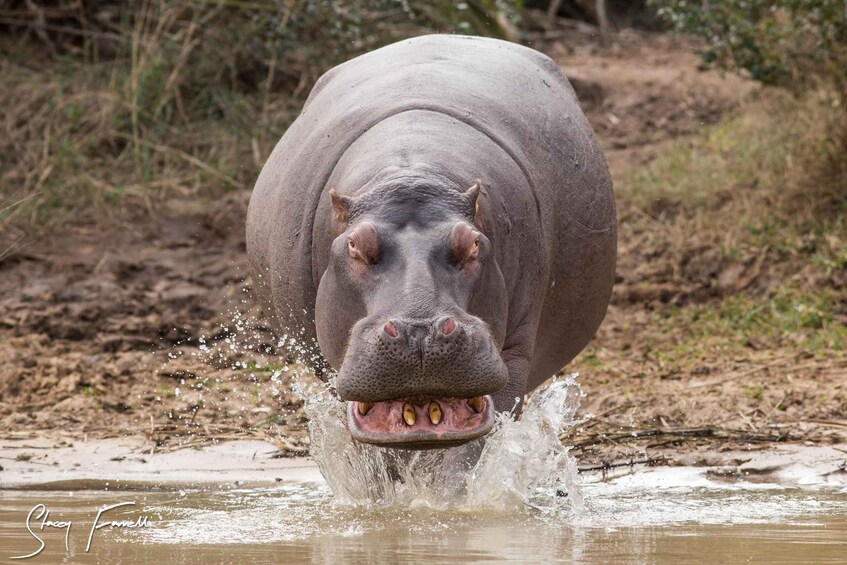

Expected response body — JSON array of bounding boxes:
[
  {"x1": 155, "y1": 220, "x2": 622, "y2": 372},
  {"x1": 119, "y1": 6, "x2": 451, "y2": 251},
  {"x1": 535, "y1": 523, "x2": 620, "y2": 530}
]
[
  {"x1": 335, "y1": 313, "x2": 508, "y2": 403},
  {"x1": 335, "y1": 313, "x2": 508, "y2": 448}
]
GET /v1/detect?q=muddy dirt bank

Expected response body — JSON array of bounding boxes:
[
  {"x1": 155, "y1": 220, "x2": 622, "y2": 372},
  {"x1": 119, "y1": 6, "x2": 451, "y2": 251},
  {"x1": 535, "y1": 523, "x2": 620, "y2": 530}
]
[{"x1": 2, "y1": 30, "x2": 844, "y2": 468}]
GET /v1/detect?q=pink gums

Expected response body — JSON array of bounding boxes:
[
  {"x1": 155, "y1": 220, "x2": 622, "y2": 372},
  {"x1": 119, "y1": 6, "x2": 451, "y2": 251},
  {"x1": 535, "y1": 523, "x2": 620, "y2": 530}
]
[{"x1": 347, "y1": 396, "x2": 495, "y2": 446}]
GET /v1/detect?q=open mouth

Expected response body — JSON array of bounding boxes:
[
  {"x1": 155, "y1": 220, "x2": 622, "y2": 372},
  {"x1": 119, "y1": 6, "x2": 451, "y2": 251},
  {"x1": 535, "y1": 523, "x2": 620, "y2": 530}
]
[{"x1": 346, "y1": 395, "x2": 495, "y2": 449}]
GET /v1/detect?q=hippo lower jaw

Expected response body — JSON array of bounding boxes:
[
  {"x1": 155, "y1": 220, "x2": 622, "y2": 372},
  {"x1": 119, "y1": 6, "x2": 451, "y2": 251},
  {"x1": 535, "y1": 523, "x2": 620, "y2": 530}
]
[{"x1": 346, "y1": 395, "x2": 496, "y2": 449}]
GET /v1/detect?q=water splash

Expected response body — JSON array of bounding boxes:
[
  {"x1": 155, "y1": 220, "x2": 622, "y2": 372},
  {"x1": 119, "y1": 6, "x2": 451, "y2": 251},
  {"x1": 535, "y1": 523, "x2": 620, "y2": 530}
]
[
  {"x1": 306, "y1": 375, "x2": 584, "y2": 513},
  {"x1": 157, "y1": 290, "x2": 584, "y2": 513}
]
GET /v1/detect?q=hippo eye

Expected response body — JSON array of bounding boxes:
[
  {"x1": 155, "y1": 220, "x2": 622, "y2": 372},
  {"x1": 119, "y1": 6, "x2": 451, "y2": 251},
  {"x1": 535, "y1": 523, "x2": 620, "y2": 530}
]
[
  {"x1": 450, "y1": 223, "x2": 482, "y2": 268},
  {"x1": 345, "y1": 222, "x2": 380, "y2": 266}
]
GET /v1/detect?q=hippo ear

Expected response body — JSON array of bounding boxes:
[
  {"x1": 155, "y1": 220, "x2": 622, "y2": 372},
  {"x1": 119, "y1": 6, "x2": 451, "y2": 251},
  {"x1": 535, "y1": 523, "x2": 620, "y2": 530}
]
[
  {"x1": 463, "y1": 179, "x2": 485, "y2": 231},
  {"x1": 329, "y1": 189, "x2": 354, "y2": 224}
]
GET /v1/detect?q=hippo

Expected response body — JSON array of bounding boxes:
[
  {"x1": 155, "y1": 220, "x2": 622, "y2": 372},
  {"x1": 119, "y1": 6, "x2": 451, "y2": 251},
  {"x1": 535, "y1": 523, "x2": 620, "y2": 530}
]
[{"x1": 247, "y1": 35, "x2": 616, "y2": 449}]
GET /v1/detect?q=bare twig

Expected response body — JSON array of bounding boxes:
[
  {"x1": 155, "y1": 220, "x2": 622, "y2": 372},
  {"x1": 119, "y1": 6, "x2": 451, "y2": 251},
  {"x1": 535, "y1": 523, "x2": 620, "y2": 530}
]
[
  {"x1": 578, "y1": 456, "x2": 668, "y2": 473},
  {"x1": 567, "y1": 426, "x2": 797, "y2": 452}
]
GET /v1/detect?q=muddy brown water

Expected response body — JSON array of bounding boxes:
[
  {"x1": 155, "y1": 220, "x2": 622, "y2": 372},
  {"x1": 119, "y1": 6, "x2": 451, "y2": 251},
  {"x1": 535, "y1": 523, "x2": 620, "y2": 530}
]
[{"x1": 2, "y1": 467, "x2": 845, "y2": 564}]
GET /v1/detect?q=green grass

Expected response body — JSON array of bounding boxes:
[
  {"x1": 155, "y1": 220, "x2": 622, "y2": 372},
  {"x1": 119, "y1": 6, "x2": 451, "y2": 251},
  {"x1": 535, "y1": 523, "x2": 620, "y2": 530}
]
[
  {"x1": 244, "y1": 360, "x2": 290, "y2": 374},
  {"x1": 725, "y1": 289, "x2": 839, "y2": 346},
  {"x1": 620, "y1": 88, "x2": 847, "y2": 270},
  {"x1": 652, "y1": 287, "x2": 847, "y2": 365}
]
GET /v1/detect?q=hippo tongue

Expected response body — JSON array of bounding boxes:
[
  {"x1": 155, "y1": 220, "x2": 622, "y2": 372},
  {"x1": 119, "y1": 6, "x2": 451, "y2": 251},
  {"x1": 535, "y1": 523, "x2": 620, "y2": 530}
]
[{"x1": 346, "y1": 396, "x2": 495, "y2": 449}]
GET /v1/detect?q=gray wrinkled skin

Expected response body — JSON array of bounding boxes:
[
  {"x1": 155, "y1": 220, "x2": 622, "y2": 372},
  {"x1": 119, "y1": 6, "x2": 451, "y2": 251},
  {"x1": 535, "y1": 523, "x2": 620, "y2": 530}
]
[{"x1": 247, "y1": 35, "x2": 616, "y2": 418}]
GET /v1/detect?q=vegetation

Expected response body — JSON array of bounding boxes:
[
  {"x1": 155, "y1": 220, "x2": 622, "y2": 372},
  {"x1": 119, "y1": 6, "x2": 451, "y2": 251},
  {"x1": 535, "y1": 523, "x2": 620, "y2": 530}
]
[
  {"x1": 651, "y1": 0, "x2": 847, "y2": 87},
  {"x1": 0, "y1": 0, "x2": 520, "y2": 241},
  {"x1": 635, "y1": 3, "x2": 846, "y2": 371},
  {"x1": 2, "y1": 2, "x2": 844, "y2": 457},
  {"x1": 626, "y1": 89, "x2": 846, "y2": 235},
  {"x1": 612, "y1": 84, "x2": 846, "y2": 373}
]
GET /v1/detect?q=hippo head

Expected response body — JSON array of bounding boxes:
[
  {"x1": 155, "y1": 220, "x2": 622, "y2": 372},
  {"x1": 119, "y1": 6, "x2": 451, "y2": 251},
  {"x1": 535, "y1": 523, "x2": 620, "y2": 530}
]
[{"x1": 315, "y1": 175, "x2": 510, "y2": 449}]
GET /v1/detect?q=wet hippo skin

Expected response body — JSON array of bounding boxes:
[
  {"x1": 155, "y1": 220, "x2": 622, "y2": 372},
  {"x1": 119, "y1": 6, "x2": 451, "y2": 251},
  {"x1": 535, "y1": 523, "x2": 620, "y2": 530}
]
[{"x1": 247, "y1": 35, "x2": 616, "y2": 449}]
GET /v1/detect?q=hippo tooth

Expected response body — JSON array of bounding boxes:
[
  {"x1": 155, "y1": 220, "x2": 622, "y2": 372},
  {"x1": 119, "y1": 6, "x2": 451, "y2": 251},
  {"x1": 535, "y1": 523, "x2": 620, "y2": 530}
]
[
  {"x1": 468, "y1": 396, "x2": 484, "y2": 413},
  {"x1": 428, "y1": 402, "x2": 442, "y2": 425},
  {"x1": 403, "y1": 403, "x2": 416, "y2": 426},
  {"x1": 357, "y1": 402, "x2": 373, "y2": 416}
]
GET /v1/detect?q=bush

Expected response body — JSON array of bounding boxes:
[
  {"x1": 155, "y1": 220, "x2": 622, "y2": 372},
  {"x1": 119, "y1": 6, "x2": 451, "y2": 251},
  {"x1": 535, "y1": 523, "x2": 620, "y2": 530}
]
[
  {"x1": 651, "y1": 0, "x2": 847, "y2": 88},
  {"x1": 2, "y1": 1, "x2": 522, "y2": 121}
]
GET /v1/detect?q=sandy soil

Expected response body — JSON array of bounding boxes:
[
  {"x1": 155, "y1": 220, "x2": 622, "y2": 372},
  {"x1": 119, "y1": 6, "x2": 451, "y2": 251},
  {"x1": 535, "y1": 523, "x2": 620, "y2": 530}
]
[{"x1": 1, "y1": 29, "x2": 843, "y2": 468}]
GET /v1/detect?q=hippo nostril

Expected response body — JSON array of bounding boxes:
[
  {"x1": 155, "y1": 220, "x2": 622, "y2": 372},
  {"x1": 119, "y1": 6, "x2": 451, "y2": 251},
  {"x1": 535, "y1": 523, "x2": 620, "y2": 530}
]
[
  {"x1": 383, "y1": 320, "x2": 398, "y2": 338},
  {"x1": 441, "y1": 317, "x2": 457, "y2": 336}
]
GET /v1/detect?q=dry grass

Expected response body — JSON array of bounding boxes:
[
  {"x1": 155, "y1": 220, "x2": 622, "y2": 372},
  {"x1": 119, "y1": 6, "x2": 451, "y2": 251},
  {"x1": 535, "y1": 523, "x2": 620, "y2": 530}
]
[
  {"x1": 0, "y1": 0, "x2": 521, "y2": 254},
  {"x1": 625, "y1": 88, "x2": 847, "y2": 221},
  {"x1": 613, "y1": 87, "x2": 847, "y2": 304},
  {"x1": 0, "y1": 14, "x2": 297, "y2": 242}
]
